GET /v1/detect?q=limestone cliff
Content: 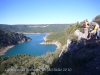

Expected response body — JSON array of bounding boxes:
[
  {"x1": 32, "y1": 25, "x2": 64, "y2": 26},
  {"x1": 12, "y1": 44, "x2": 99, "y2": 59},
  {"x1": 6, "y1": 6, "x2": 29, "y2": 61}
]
[{"x1": 48, "y1": 30, "x2": 100, "y2": 75}]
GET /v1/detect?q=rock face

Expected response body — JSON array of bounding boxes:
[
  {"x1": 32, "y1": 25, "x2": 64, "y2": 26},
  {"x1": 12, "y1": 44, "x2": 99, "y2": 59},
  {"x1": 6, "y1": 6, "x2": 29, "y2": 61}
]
[
  {"x1": 58, "y1": 30, "x2": 100, "y2": 75},
  {"x1": 66, "y1": 29, "x2": 84, "y2": 49},
  {"x1": 66, "y1": 39, "x2": 100, "y2": 75},
  {"x1": 0, "y1": 30, "x2": 32, "y2": 48},
  {"x1": 74, "y1": 29, "x2": 84, "y2": 40},
  {"x1": 66, "y1": 38, "x2": 72, "y2": 48}
]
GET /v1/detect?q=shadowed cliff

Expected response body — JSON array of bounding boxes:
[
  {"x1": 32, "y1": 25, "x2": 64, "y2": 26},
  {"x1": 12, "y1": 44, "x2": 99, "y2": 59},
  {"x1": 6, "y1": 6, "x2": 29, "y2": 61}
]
[
  {"x1": 47, "y1": 37, "x2": 100, "y2": 75},
  {"x1": 0, "y1": 30, "x2": 32, "y2": 48}
]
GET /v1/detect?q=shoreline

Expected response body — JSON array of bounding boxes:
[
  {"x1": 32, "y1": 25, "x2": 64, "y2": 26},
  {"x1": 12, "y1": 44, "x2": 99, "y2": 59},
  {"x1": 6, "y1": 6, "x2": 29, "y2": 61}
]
[
  {"x1": 40, "y1": 41, "x2": 61, "y2": 49},
  {"x1": 43, "y1": 33, "x2": 50, "y2": 41},
  {"x1": 0, "y1": 45, "x2": 14, "y2": 56},
  {"x1": 23, "y1": 33, "x2": 41, "y2": 34},
  {"x1": 0, "y1": 33, "x2": 61, "y2": 56},
  {"x1": 40, "y1": 34, "x2": 61, "y2": 49},
  {"x1": 17, "y1": 32, "x2": 50, "y2": 34}
]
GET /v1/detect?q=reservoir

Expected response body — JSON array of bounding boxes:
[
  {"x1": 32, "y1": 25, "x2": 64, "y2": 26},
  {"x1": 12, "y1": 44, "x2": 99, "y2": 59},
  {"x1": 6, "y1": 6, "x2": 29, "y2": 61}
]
[{"x1": 1, "y1": 34, "x2": 57, "y2": 57}]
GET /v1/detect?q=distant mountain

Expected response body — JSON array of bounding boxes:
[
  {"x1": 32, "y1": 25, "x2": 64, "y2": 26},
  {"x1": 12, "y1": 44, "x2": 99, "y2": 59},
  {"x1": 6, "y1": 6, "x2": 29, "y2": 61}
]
[
  {"x1": 0, "y1": 24, "x2": 69, "y2": 33},
  {"x1": 0, "y1": 30, "x2": 32, "y2": 48}
]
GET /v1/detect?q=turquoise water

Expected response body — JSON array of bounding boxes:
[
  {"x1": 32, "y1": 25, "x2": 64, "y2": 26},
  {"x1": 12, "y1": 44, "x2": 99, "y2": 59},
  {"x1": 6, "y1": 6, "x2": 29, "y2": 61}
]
[{"x1": 1, "y1": 34, "x2": 57, "y2": 57}]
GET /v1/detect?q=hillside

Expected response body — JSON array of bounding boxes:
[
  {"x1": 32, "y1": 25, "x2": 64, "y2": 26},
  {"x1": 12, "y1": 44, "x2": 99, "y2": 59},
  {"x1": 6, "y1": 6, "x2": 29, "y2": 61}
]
[
  {"x1": 0, "y1": 30, "x2": 32, "y2": 55},
  {"x1": 0, "y1": 30, "x2": 32, "y2": 48},
  {"x1": 45, "y1": 22, "x2": 83, "y2": 46},
  {"x1": 0, "y1": 24, "x2": 69, "y2": 33}
]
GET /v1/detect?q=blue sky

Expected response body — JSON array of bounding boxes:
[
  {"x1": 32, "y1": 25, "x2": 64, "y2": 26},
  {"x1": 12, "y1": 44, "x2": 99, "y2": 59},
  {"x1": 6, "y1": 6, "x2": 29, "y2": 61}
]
[{"x1": 0, "y1": 0, "x2": 100, "y2": 24}]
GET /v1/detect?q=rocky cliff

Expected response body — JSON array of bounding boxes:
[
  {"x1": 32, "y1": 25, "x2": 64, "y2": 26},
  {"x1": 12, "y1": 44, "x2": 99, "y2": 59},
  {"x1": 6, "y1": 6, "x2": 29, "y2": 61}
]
[
  {"x1": 48, "y1": 30, "x2": 100, "y2": 75},
  {"x1": 0, "y1": 30, "x2": 32, "y2": 48}
]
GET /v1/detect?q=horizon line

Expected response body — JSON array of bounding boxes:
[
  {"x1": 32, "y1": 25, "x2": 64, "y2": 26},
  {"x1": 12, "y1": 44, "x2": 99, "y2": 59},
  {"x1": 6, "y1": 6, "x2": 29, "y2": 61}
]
[{"x1": 0, "y1": 23, "x2": 74, "y2": 25}]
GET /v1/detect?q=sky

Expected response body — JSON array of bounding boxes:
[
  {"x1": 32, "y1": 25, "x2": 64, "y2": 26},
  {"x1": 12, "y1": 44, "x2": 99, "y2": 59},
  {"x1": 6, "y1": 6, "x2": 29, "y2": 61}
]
[{"x1": 0, "y1": 0, "x2": 100, "y2": 25}]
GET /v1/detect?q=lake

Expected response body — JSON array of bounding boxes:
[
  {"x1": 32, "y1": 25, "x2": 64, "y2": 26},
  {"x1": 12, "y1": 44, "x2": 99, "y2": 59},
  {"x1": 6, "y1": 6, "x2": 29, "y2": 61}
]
[{"x1": 1, "y1": 34, "x2": 57, "y2": 57}]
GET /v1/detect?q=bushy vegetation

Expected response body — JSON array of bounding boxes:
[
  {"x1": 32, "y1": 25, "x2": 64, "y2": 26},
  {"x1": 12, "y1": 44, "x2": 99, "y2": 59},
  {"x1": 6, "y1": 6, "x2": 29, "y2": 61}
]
[
  {"x1": 0, "y1": 51, "x2": 59, "y2": 75},
  {"x1": 65, "y1": 22, "x2": 83, "y2": 42},
  {"x1": 0, "y1": 24, "x2": 69, "y2": 33},
  {"x1": 46, "y1": 30, "x2": 67, "y2": 46},
  {"x1": 46, "y1": 22, "x2": 83, "y2": 46},
  {"x1": 92, "y1": 14, "x2": 100, "y2": 24},
  {"x1": 0, "y1": 30, "x2": 31, "y2": 48}
]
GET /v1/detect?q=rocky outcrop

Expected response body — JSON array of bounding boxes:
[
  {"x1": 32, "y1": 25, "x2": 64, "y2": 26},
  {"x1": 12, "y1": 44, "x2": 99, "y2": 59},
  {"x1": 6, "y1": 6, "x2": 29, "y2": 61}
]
[
  {"x1": 58, "y1": 30, "x2": 100, "y2": 75},
  {"x1": 0, "y1": 30, "x2": 32, "y2": 55},
  {"x1": 0, "y1": 30, "x2": 32, "y2": 48},
  {"x1": 66, "y1": 29, "x2": 85, "y2": 49},
  {"x1": 0, "y1": 30, "x2": 31, "y2": 48},
  {"x1": 74, "y1": 29, "x2": 84, "y2": 40},
  {"x1": 66, "y1": 39, "x2": 100, "y2": 75},
  {"x1": 66, "y1": 38, "x2": 72, "y2": 48}
]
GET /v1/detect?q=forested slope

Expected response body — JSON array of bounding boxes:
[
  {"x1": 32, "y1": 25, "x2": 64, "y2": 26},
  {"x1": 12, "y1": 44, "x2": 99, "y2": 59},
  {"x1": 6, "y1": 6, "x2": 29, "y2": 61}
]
[
  {"x1": 46, "y1": 22, "x2": 83, "y2": 46},
  {"x1": 0, "y1": 30, "x2": 31, "y2": 49},
  {"x1": 0, "y1": 24, "x2": 69, "y2": 33}
]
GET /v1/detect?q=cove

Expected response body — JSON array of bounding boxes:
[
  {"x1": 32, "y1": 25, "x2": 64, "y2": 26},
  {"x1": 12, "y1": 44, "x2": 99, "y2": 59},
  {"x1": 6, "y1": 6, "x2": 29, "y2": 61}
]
[{"x1": 1, "y1": 34, "x2": 57, "y2": 57}]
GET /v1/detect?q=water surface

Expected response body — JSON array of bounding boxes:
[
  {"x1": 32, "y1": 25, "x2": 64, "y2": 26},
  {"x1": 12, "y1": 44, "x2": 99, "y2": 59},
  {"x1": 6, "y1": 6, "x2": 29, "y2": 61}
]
[{"x1": 1, "y1": 34, "x2": 57, "y2": 57}]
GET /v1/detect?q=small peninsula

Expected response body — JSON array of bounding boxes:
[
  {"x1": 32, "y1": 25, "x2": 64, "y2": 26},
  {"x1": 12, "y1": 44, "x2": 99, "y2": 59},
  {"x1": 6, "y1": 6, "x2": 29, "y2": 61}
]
[{"x1": 40, "y1": 34, "x2": 61, "y2": 50}]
